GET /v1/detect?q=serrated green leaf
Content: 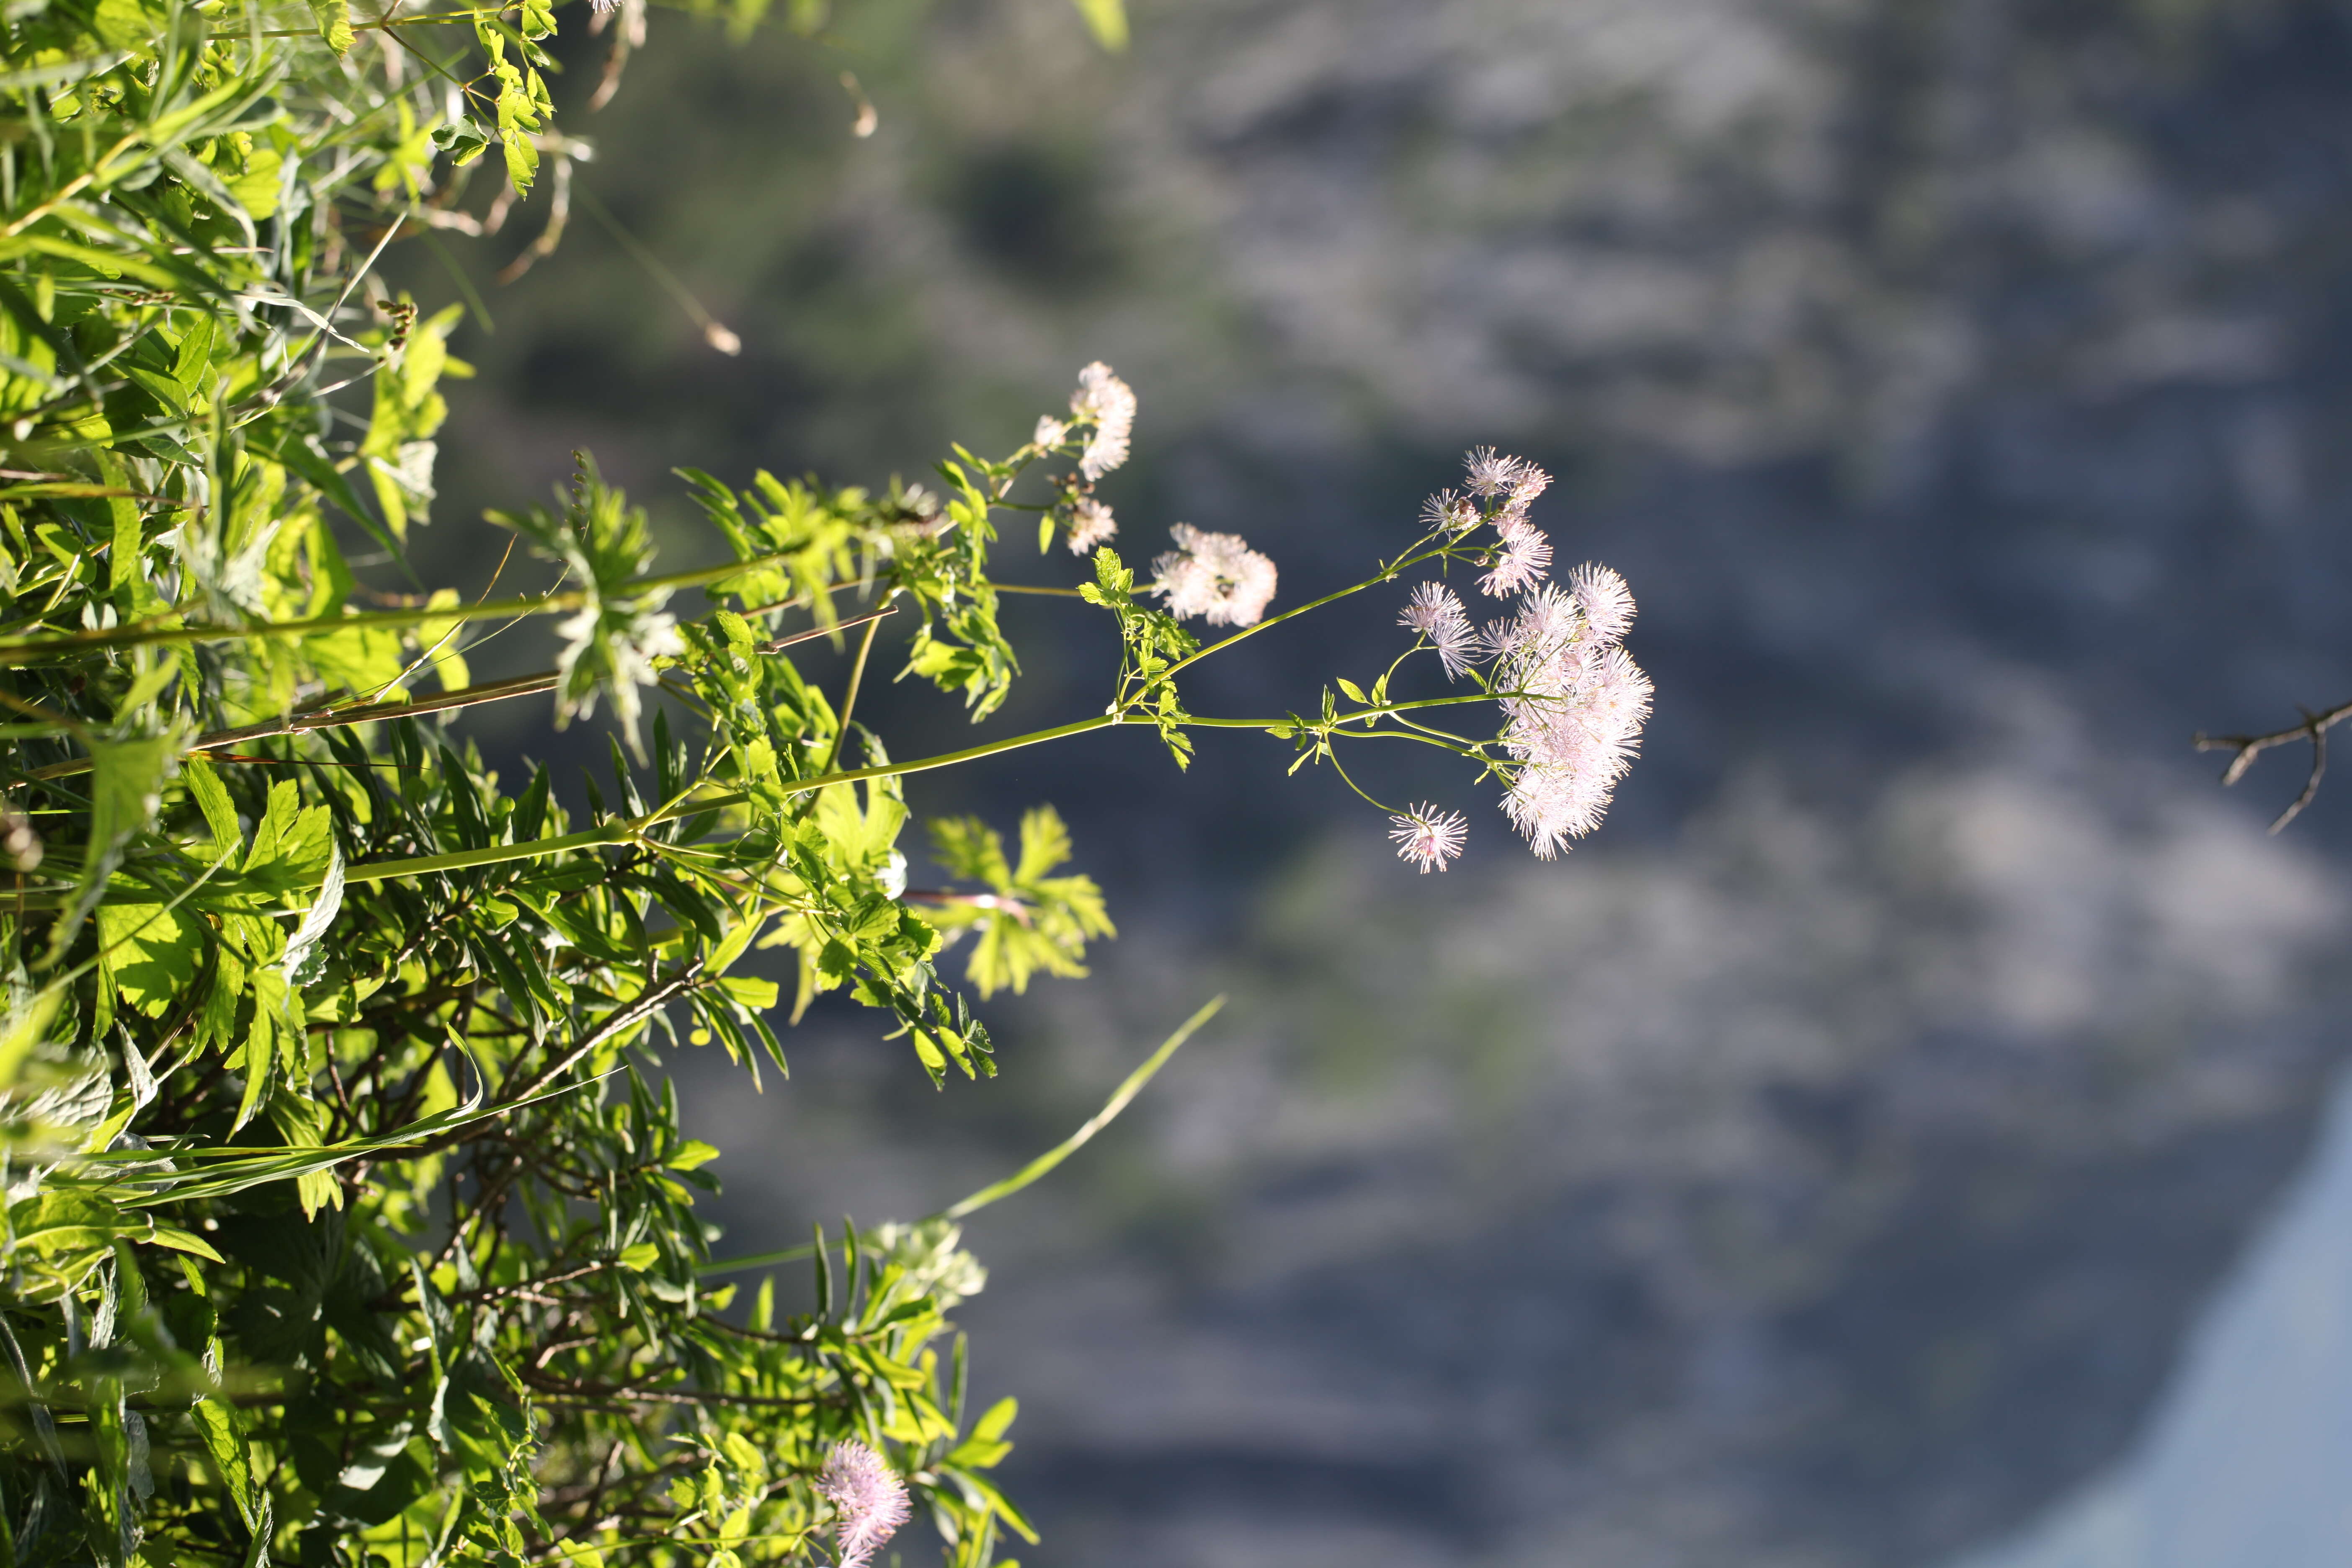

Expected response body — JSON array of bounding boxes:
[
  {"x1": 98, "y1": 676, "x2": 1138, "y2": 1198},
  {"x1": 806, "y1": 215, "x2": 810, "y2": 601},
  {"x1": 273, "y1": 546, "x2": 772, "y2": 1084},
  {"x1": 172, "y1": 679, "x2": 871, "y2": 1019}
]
[
  {"x1": 309, "y1": 0, "x2": 353, "y2": 54},
  {"x1": 97, "y1": 900, "x2": 204, "y2": 1019},
  {"x1": 1013, "y1": 806, "x2": 1073, "y2": 883},
  {"x1": 189, "y1": 1398, "x2": 260, "y2": 1529}
]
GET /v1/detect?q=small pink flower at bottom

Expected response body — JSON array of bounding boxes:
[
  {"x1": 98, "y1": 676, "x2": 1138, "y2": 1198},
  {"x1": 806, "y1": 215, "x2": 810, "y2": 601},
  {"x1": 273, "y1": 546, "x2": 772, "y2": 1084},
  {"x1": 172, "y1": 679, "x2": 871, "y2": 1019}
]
[
  {"x1": 1389, "y1": 804, "x2": 1468, "y2": 873},
  {"x1": 817, "y1": 1440, "x2": 911, "y2": 1568}
]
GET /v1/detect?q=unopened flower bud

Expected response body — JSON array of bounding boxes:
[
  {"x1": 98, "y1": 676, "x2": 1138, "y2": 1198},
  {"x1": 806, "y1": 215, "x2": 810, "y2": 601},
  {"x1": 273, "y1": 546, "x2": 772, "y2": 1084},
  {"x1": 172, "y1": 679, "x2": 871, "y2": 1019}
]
[{"x1": 1, "y1": 812, "x2": 40, "y2": 873}]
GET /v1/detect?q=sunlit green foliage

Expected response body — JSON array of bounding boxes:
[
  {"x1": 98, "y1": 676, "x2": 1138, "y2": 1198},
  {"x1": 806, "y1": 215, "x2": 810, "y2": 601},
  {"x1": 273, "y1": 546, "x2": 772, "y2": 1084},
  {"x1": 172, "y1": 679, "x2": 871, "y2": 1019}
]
[
  {"x1": 921, "y1": 808, "x2": 1112, "y2": 999},
  {"x1": 0, "y1": 0, "x2": 1598, "y2": 1557},
  {"x1": 0, "y1": 0, "x2": 1141, "y2": 1560}
]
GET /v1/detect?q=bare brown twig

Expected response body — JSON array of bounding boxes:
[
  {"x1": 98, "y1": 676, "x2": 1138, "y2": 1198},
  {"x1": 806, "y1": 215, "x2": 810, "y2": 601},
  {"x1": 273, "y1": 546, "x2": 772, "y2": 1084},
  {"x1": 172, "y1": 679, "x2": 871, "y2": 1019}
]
[{"x1": 2194, "y1": 695, "x2": 2352, "y2": 832}]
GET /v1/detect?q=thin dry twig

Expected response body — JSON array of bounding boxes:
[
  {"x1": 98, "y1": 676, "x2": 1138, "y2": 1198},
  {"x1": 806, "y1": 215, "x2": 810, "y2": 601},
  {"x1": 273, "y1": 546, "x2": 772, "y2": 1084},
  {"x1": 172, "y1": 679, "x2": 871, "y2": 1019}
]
[{"x1": 2193, "y1": 695, "x2": 2352, "y2": 832}]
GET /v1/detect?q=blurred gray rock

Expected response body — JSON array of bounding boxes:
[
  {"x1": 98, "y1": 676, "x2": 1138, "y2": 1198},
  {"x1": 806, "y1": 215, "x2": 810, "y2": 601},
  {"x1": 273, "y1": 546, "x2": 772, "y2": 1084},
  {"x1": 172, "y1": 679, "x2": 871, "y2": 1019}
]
[{"x1": 418, "y1": 0, "x2": 2352, "y2": 1561}]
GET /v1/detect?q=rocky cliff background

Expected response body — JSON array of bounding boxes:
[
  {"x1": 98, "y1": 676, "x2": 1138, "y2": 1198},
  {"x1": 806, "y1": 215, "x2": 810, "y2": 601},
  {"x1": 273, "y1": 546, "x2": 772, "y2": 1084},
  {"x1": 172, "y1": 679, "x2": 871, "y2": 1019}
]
[{"x1": 390, "y1": 1, "x2": 2352, "y2": 1563}]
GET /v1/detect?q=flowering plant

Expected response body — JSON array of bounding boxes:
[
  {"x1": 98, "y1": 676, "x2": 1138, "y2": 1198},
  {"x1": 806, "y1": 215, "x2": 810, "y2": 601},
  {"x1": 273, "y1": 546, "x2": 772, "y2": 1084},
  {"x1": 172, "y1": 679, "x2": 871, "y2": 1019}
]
[{"x1": 0, "y1": 0, "x2": 1643, "y2": 1564}]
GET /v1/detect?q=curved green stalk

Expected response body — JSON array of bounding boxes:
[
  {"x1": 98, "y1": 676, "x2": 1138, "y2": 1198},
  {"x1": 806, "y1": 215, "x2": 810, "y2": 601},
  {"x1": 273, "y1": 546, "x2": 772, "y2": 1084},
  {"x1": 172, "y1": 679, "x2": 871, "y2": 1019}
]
[
  {"x1": 820, "y1": 609, "x2": 885, "y2": 775},
  {"x1": 941, "y1": 994, "x2": 1223, "y2": 1219},
  {"x1": 698, "y1": 994, "x2": 1225, "y2": 1277}
]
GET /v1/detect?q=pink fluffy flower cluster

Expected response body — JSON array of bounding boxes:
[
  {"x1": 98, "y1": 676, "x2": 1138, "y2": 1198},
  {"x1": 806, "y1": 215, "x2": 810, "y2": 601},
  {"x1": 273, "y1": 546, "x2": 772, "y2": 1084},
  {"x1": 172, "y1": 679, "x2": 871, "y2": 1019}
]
[
  {"x1": 1035, "y1": 361, "x2": 1282, "y2": 624},
  {"x1": 1392, "y1": 449, "x2": 1652, "y2": 869},
  {"x1": 816, "y1": 1439, "x2": 912, "y2": 1568},
  {"x1": 1037, "y1": 362, "x2": 1138, "y2": 554},
  {"x1": 1151, "y1": 522, "x2": 1279, "y2": 627}
]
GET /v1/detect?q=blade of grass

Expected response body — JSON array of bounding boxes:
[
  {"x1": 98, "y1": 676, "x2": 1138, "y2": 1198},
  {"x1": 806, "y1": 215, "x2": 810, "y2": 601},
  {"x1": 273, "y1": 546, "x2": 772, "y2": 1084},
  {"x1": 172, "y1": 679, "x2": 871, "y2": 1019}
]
[{"x1": 694, "y1": 995, "x2": 1223, "y2": 1277}]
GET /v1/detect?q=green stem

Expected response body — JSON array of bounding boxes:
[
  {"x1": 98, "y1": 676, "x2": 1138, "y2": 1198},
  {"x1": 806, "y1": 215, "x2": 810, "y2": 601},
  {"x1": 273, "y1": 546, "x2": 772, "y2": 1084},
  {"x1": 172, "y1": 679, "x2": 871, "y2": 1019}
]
[
  {"x1": 343, "y1": 820, "x2": 639, "y2": 886},
  {"x1": 18, "y1": 611, "x2": 883, "y2": 784},
  {"x1": 573, "y1": 185, "x2": 734, "y2": 344},
  {"x1": 25, "y1": 694, "x2": 1484, "y2": 906},
  {"x1": 1184, "y1": 716, "x2": 1478, "y2": 756},
  {"x1": 1330, "y1": 692, "x2": 1501, "y2": 725},
  {"x1": 820, "y1": 610, "x2": 883, "y2": 775},
  {"x1": 327, "y1": 688, "x2": 1516, "y2": 887},
  {"x1": 25, "y1": 671, "x2": 561, "y2": 783},
  {"x1": 0, "y1": 553, "x2": 792, "y2": 664},
  {"x1": 699, "y1": 994, "x2": 1225, "y2": 1276},
  {"x1": 0, "y1": 687, "x2": 91, "y2": 747},
  {"x1": 343, "y1": 714, "x2": 1122, "y2": 885},
  {"x1": 1329, "y1": 727, "x2": 1481, "y2": 755},
  {"x1": 1325, "y1": 750, "x2": 1392, "y2": 814},
  {"x1": 1150, "y1": 540, "x2": 1455, "y2": 687},
  {"x1": 1181, "y1": 693, "x2": 1497, "y2": 731},
  {"x1": 941, "y1": 995, "x2": 1223, "y2": 1219},
  {"x1": 797, "y1": 712, "x2": 1117, "y2": 790}
]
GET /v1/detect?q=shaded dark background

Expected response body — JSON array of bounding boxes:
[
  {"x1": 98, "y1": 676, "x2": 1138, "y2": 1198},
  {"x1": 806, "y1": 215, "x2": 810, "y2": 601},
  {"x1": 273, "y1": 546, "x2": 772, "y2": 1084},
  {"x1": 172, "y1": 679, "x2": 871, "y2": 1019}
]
[{"x1": 377, "y1": 1, "x2": 2352, "y2": 1563}]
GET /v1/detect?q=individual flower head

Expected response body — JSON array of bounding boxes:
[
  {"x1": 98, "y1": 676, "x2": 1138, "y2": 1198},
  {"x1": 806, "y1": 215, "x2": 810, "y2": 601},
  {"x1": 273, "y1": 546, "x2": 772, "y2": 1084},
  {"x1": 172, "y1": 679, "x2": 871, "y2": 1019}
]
[
  {"x1": 1567, "y1": 562, "x2": 1635, "y2": 645},
  {"x1": 1033, "y1": 414, "x2": 1070, "y2": 449},
  {"x1": 1478, "y1": 516, "x2": 1553, "y2": 598},
  {"x1": 0, "y1": 812, "x2": 40, "y2": 874},
  {"x1": 1069, "y1": 361, "x2": 1137, "y2": 481},
  {"x1": 886, "y1": 483, "x2": 951, "y2": 543},
  {"x1": 1150, "y1": 523, "x2": 1278, "y2": 627},
  {"x1": 1473, "y1": 614, "x2": 1519, "y2": 669},
  {"x1": 817, "y1": 1441, "x2": 911, "y2": 1568},
  {"x1": 551, "y1": 601, "x2": 685, "y2": 761},
  {"x1": 1067, "y1": 495, "x2": 1118, "y2": 555},
  {"x1": 1463, "y1": 446, "x2": 1547, "y2": 502},
  {"x1": 1420, "y1": 488, "x2": 1481, "y2": 536},
  {"x1": 1389, "y1": 803, "x2": 1468, "y2": 873},
  {"x1": 1399, "y1": 580, "x2": 1474, "y2": 679},
  {"x1": 1475, "y1": 581, "x2": 1571, "y2": 676}
]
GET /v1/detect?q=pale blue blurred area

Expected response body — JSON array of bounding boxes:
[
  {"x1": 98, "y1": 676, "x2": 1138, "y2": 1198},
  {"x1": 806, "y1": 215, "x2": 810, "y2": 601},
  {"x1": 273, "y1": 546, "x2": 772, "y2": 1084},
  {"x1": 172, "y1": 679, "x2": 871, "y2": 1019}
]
[{"x1": 1961, "y1": 1064, "x2": 2352, "y2": 1568}]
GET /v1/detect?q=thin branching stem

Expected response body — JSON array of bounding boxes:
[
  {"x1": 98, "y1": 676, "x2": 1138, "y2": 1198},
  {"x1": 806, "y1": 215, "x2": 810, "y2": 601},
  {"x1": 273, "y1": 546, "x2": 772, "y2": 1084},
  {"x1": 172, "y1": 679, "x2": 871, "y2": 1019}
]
[
  {"x1": 0, "y1": 550, "x2": 802, "y2": 663},
  {"x1": 2194, "y1": 695, "x2": 2352, "y2": 832}
]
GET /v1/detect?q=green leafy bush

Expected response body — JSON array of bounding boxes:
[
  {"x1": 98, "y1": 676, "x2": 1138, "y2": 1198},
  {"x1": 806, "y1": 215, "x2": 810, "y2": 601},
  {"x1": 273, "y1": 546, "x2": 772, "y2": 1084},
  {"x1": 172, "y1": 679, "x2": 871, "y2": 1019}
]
[{"x1": 0, "y1": 0, "x2": 1644, "y2": 1561}]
